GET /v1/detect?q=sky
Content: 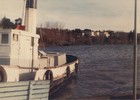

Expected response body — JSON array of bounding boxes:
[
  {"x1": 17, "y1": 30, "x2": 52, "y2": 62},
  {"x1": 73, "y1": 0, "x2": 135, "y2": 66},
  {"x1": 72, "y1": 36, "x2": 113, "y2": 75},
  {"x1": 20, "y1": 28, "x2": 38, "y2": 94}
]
[{"x1": 0, "y1": 0, "x2": 140, "y2": 32}]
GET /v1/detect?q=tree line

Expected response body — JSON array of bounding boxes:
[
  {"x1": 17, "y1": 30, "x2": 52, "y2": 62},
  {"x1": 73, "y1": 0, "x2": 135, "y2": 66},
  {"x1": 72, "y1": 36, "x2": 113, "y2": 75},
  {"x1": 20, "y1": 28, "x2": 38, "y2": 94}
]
[{"x1": 37, "y1": 28, "x2": 137, "y2": 47}]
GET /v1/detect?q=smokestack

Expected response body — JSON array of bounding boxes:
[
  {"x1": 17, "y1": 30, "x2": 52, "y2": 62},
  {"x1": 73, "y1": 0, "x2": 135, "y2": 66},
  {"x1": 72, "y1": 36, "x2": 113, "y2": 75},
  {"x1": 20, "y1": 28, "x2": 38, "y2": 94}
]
[{"x1": 24, "y1": 0, "x2": 37, "y2": 34}]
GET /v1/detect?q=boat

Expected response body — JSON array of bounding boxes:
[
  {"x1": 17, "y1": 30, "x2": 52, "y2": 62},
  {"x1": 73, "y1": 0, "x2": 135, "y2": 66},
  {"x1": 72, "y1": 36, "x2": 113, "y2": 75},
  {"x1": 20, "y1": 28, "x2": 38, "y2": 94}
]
[{"x1": 0, "y1": 0, "x2": 79, "y2": 96}]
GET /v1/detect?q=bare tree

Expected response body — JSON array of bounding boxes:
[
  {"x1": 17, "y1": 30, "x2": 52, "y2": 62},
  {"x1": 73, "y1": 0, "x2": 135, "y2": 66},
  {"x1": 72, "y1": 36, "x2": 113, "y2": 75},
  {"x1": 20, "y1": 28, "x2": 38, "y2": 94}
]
[{"x1": 44, "y1": 20, "x2": 65, "y2": 29}]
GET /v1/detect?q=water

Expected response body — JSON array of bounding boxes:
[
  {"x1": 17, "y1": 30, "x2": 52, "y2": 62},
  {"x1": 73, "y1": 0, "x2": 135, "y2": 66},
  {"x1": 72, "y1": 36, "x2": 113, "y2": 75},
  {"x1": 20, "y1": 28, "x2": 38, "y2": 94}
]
[{"x1": 46, "y1": 45, "x2": 140, "y2": 99}]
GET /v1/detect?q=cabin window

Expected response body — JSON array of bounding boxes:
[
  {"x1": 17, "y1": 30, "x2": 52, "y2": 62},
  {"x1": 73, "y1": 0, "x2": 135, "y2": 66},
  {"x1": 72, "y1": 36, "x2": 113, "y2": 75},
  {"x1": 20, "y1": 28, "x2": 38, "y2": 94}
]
[
  {"x1": 13, "y1": 34, "x2": 18, "y2": 41},
  {"x1": 1, "y1": 34, "x2": 9, "y2": 44},
  {"x1": 31, "y1": 37, "x2": 34, "y2": 46}
]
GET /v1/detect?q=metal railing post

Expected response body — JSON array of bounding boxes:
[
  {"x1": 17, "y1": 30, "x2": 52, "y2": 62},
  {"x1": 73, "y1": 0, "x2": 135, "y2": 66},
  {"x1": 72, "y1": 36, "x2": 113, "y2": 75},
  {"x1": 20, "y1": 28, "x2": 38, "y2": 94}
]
[{"x1": 133, "y1": 0, "x2": 137, "y2": 100}]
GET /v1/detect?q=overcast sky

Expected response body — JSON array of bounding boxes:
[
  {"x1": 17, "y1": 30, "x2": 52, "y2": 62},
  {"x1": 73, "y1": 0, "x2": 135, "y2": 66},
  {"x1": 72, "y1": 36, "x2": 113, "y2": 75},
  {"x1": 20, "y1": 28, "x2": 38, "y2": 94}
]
[{"x1": 0, "y1": 0, "x2": 140, "y2": 32}]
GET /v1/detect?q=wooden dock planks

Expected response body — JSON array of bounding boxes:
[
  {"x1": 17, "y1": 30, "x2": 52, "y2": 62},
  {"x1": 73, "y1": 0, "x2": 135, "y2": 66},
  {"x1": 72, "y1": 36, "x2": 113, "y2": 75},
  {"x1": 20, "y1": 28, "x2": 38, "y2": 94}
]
[{"x1": 0, "y1": 80, "x2": 50, "y2": 100}]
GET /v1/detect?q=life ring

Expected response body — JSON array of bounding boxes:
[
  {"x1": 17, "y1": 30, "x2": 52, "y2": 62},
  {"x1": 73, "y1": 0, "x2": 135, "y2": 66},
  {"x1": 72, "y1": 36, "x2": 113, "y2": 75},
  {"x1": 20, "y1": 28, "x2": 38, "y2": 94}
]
[
  {"x1": 66, "y1": 67, "x2": 70, "y2": 78},
  {"x1": 75, "y1": 63, "x2": 79, "y2": 74},
  {"x1": 44, "y1": 70, "x2": 53, "y2": 82},
  {"x1": 0, "y1": 67, "x2": 7, "y2": 82}
]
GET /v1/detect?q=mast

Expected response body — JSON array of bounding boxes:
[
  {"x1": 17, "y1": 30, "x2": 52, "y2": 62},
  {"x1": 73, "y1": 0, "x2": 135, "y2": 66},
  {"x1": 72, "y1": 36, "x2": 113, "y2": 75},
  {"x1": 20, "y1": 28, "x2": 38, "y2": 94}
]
[
  {"x1": 133, "y1": 0, "x2": 137, "y2": 99},
  {"x1": 24, "y1": 0, "x2": 37, "y2": 34}
]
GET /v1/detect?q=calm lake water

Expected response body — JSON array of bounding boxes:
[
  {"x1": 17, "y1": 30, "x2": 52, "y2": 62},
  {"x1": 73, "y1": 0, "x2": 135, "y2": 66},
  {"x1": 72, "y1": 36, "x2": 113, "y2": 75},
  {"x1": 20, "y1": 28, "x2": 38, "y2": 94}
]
[{"x1": 46, "y1": 45, "x2": 140, "y2": 99}]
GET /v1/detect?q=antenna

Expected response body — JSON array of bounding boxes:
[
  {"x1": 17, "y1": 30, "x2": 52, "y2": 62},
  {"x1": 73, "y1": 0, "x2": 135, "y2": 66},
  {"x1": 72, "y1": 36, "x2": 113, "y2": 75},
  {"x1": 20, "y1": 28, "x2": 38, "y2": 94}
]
[{"x1": 22, "y1": 0, "x2": 27, "y2": 26}]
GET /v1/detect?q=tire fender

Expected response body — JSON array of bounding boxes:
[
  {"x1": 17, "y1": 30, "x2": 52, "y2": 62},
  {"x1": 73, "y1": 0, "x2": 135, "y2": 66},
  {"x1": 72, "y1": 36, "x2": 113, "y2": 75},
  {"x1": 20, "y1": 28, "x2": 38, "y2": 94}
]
[
  {"x1": 44, "y1": 70, "x2": 53, "y2": 82},
  {"x1": 75, "y1": 63, "x2": 79, "y2": 74},
  {"x1": 0, "y1": 66, "x2": 7, "y2": 82},
  {"x1": 66, "y1": 67, "x2": 70, "y2": 78}
]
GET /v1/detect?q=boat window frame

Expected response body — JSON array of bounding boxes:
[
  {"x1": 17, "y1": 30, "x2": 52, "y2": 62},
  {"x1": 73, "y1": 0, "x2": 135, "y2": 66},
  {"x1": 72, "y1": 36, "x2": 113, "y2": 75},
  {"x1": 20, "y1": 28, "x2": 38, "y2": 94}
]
[
  {"x1": 0, "y1": 33, "x2": 9, "y2": 44},
  {"x1": 13, "y1": 34, "x2": 19, "y2": 41}
]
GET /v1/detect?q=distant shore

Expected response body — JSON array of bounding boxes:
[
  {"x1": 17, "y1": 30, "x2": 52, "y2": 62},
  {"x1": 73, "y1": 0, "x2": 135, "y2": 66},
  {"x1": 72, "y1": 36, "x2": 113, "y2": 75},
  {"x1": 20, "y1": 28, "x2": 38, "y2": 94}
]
[{"x1": 37, "y1": 28, "x2": 138, "y2": 47}]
